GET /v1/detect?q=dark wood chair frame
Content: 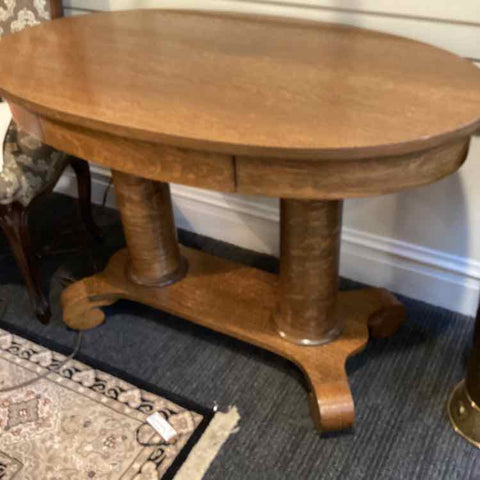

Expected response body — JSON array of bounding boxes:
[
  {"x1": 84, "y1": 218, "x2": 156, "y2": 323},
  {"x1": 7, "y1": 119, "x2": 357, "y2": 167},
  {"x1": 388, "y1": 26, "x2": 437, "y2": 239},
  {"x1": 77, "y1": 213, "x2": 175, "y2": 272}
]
[{"x1": 0, "y1": 0, "x2": 99, "y2": 323}]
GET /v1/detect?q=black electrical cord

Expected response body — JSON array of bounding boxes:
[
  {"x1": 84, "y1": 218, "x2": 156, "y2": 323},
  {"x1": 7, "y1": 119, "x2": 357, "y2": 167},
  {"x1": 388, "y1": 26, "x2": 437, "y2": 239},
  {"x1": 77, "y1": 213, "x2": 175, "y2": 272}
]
[{"x1": 0, "y1": 330, "x2": 82, "y2": 393}]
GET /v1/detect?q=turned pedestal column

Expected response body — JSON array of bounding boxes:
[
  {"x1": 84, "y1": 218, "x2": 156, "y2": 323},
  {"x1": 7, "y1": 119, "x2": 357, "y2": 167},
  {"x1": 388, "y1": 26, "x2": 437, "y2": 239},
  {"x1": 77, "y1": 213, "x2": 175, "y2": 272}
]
[
  {"x1": 114, "y1": 177, "x2": 347, "y2": 348},
  {"x1": 112, "y1": 171, "x2": 187, "y2": 287},
  {"x1": 275, "y1": 200, "x2": 343, "y2": 345}
]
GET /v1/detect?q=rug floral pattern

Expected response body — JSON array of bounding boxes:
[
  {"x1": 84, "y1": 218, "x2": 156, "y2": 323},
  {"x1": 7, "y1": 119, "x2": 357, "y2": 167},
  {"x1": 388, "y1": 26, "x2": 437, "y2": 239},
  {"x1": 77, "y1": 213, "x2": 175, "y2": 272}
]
[{"x1": 0, "y1": 328, "x2": 205, "y2": 479}]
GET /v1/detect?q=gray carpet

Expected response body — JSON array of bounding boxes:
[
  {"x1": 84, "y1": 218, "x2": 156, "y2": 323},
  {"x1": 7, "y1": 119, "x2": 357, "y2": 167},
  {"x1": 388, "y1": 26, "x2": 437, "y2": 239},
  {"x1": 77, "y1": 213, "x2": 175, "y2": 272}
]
[{"x1": 0, "y1": 193, "x2": 478, "y2": 479}]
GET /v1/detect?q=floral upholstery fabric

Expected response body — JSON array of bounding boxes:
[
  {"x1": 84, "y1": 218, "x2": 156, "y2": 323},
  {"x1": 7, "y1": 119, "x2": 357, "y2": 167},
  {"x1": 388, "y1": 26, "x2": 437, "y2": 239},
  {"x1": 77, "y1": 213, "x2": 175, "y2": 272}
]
[
  {"x1": 0, "y1": 0, "x2": 51, "y2": 37},
  {"x1": 0, "y1": 120, "x2": 68, "y2": 206},
  {"x1": 0, "y1": 1, "x2": 68, "y2": 207}
]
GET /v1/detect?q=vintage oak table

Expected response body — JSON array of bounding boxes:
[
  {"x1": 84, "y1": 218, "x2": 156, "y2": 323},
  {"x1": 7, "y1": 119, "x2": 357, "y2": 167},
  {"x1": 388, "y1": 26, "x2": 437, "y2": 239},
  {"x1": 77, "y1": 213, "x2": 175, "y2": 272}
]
[{"x1": 1, "y1": 10, "x2": 480, "y2": 433}]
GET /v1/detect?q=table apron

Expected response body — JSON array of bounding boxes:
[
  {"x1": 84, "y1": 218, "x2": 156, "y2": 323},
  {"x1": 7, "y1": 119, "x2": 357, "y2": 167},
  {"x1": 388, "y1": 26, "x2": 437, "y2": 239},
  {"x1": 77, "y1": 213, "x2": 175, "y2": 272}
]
[{"x1": 7, "y1": 101, "x2": 471, "y2": 200}]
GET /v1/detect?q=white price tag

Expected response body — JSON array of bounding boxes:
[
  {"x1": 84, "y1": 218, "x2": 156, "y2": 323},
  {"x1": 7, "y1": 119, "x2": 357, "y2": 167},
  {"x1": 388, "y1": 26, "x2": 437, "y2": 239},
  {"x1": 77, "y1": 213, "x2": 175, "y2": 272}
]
[{"x1": 146, "y1": 412, "x2": 177, "y2": 442}]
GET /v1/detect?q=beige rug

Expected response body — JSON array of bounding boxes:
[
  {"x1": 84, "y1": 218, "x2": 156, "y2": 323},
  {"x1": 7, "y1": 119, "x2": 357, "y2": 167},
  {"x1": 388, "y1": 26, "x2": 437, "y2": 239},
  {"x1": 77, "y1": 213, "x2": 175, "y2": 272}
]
[{"x1": 0, "y1": 327, "x2": 239, "y2": 479}]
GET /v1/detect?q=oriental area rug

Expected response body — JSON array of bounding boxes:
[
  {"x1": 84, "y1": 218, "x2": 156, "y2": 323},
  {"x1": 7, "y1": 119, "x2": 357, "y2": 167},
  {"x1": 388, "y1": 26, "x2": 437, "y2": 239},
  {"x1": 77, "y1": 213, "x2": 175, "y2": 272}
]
[{"x1": 0, "y1": 327, "x2": 239, "y2": 480}]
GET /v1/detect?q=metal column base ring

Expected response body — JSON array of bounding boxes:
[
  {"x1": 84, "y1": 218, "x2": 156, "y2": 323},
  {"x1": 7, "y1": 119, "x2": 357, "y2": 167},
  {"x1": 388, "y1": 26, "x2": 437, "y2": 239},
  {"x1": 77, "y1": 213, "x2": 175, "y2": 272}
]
[{"x1": 448, "y1": 380, "x2": 480, "y2": 448}]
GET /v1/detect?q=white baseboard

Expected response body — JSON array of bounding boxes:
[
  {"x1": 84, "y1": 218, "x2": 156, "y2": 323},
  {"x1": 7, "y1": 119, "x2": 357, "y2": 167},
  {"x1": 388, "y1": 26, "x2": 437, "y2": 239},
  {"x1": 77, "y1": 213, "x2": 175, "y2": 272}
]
[{"x1": 55, "y1": 166, "x2": 480, "y2": 317}]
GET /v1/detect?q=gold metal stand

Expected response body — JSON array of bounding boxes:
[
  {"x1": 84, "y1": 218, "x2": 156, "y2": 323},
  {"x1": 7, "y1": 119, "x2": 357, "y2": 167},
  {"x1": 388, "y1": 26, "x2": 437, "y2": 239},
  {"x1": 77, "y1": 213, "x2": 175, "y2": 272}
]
[
  {"x1": 448, "y1": 304, "x2": 480, "y2": 447},
  {"x1": 448, "y1": 381, "x2": 480, "y2": 447}
]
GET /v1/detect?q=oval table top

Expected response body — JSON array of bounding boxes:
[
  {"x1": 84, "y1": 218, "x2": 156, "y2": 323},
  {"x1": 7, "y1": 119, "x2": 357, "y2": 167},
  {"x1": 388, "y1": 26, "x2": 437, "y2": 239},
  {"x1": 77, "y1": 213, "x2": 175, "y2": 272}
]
[{"x1": 0, "y1": 9, "x2": 479, "y2": 162}]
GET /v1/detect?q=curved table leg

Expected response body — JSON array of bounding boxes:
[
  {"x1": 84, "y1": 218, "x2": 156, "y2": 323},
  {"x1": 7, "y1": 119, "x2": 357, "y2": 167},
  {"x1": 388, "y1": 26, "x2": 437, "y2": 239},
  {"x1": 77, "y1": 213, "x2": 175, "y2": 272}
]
[
  {"x1": 299, "y1": 288, "x2": 405, "y2": 431},
  {"x1": 61, "y1": 275, "x2": 121, "y2": 330},
  {"x1": 308, "y1": 375, "x2": 355, "y2": 432},
  {"x1": 61, "y1": 178, "x2": 406, "y2": 433}
]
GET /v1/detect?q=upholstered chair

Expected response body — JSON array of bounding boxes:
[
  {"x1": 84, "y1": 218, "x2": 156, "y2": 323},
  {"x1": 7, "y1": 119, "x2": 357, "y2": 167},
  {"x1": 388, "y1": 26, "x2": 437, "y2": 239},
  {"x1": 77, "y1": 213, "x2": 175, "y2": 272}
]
[{"x1": 0, "y1": 0, "x2": 99, "y2": 323}]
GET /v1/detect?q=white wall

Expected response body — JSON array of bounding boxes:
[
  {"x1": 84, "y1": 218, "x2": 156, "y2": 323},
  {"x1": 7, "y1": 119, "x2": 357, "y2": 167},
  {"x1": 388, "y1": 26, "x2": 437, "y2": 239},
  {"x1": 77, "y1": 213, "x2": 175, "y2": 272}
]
[{"x1": 58, "y1": 0, "x2": 480, "y2": 315}]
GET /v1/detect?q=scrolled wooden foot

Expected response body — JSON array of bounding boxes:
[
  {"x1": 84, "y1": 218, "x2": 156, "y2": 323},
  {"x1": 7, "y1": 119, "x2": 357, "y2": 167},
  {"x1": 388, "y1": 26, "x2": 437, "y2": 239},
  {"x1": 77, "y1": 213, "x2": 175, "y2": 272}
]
[
  {"x1": 308, "y1": 377, "x2": 355, "y2": 432},
  {"x1": 300, "y1": 288, "x2": 407, "y2": 432},
  {"x1": 61, "y1": 277, "x2": 119, "y2": 330},
  {"x1": 365, "y1": 288, "x2": 406, "y2": 338}
]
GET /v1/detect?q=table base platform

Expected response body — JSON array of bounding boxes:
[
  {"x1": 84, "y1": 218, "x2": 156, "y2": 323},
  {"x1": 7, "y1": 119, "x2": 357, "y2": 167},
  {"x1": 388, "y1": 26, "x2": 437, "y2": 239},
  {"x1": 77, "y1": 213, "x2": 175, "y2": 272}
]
[{"x1": 61, "y1": 245, "x2": 405, "y2": 432}]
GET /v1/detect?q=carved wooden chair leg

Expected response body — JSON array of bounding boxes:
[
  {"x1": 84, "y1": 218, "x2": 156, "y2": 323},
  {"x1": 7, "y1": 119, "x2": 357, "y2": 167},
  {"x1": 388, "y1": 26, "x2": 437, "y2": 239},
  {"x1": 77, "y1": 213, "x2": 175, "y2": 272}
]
[
  {"x1": 0, "y1": 203, "x2": 50, "y2": 323},
  {"x1": 69, "y1": 157, "x2": 102, "y2": 240}
]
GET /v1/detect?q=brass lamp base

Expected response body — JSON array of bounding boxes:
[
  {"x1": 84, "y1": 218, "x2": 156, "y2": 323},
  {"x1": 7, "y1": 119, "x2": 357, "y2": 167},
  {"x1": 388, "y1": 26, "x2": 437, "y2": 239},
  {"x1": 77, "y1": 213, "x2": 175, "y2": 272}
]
[{"x1": 448, "y1": 380, "x2": 480, "y2": 448}]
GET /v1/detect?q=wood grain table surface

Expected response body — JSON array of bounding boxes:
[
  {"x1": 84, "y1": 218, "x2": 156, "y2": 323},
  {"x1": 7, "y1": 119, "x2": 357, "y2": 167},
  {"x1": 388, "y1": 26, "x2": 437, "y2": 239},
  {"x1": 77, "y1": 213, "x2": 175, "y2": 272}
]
[{"x1": 0, "y1": 10, "x2": 479, "y2": 160}]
